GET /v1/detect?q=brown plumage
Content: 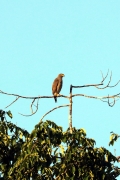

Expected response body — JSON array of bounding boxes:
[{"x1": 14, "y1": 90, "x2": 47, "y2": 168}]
[{"x1": 52, "y1": 73, "x2": 65, "y2": 102}]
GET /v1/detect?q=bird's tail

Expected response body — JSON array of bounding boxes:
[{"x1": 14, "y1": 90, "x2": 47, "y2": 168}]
[{"x1": 54, "y1": 96, "x2": 57, "y2": 103}]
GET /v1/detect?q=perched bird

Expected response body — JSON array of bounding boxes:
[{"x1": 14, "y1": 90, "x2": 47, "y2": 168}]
[{"x1": 52, "y1": 73, "x2": 65, "y2": 102}]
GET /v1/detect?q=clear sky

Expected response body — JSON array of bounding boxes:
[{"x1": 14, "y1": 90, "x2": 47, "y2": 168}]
[{"x1": 0, "y1": 1, "x2": 120, "y2": 176}]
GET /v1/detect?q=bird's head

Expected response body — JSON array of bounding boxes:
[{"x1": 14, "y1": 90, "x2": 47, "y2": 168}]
[{"x1": 58, "y1": 73, "x2": 65, "y2": 78}]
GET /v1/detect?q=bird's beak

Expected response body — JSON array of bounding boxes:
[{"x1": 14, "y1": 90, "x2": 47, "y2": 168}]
[{"x1": 62, "y1": 74, "x2": 65, "y2": 77}]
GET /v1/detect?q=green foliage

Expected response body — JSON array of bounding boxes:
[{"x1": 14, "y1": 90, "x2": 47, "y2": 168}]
[
  {"x1": 0, "y1": 110, "x2": 29, "y2": 179},
  {"x1": 6, "y1": 111, "x2": 13, "y2": 119},
  {"x1": 109, "y1": 131, "x2": 120, "y2": 146},
  {"x1": 0, "y1": 111, "x2": 120, "y2": 180}
]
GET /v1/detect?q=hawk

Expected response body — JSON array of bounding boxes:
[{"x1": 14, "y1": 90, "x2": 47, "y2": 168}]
[{"x1": 52, "y1": 73, "x2": 65, "y2": 102}]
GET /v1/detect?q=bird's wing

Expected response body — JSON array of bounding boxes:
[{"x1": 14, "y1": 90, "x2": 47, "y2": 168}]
[
  {"x1": 52, "y1": 78, "x2": 59, "y2": 95},
  {"x1": 57, "y1": 79, "x2": 62, "y2": 93}
]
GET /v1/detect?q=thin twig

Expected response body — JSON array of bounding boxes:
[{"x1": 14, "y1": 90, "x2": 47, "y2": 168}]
[
  {"x1": 96, "y1": 71, "x2": 112, "y2": 89},
  {"x1": 18, "y1": 98, "x2": 39, "y2": 116},
  {"x1": 108, "y1": 95, "x2": 116, "y2": 107},
  {"x1": 100, "y1": 98, "x2": 119, "y2": 104},
  {"x1": 72, "y1": 93, "x2": 120, "y2": 99},
  {"x1": 40, "y1": 104, "x2": 69, "y2": 122},
  {"x1": 5, "y1": 96, "x2": 19, "y2": 108},
  {"x1": 31, "y1": 98, "x2": 36, "y2": 114},
  {"x1": 101, "y1": 69, "x2": 109, "y2": 83},
  {"x1": 109, "y1": 80, "x2": 120, "y2": 88},
  {"x1": 96, "y1": 71, "x2": 120, "y2": 89},
  {"x1": 72, "y1": 83, "x2": 103, "y2": 88},
  {"x1": 72, "y1": 71, "x2": 120, "y2": 90}
]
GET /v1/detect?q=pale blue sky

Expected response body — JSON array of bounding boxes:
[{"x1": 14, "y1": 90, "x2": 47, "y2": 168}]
[{"x1": 0, "y1": 1, "x2": 120, "y2": 175}]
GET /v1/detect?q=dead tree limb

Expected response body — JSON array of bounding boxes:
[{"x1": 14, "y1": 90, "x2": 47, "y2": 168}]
[
  {"x1": 0, "y1": 70, "x2": 120, "y2": 131},
  {"x1": 68, "y1": 70, "x2": 120, "y2": 132},
  {"x1": 40, "y1": 104, "x2": 69, "y2": 122},
  {"x1": 69, "y1": 85, "x2": 73, "y2": 134},
  {"x1": 0, "y1": 90, "x2": 68, "y2": 100}
]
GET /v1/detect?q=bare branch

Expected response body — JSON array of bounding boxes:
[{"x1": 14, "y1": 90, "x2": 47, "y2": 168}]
[
  {"x1": 72, "y1": 93, "x2": 120, "y2": 100},
  {"x1": 30, "y1": 98, "x2": 36, "y2": 114},
  {"x1": 109, "y1": 80, "x2": 120, "y2": 88},
  {"x1": 40, "y1": 104, "x2": 69, "y2": 122},
  {"x1": 72, "y1": 83, "x2": 103, "y2": 88},
  {"x1": 100, "y1": 70, "x2": 104, "y2": 82},
  {"x1": 5, "y1": 96, "x2": 19, "y2": 108},
  {"x1": 100, "y1": 98, "x2": 119, "y2": 104},
  {"x1": 18, "y1": 98, "x2": 39, "y2": 116},
  {"x1": 101, "y1": 69, "x2": 109, "y2": 83},
  {"x1": 95, "y1": 71, "x2": 120, "y2": 89},
  {"x1": 108, "y1": 95, "x2": 116, "y2": 107},
  {"x1": 0, "y1": 90, "x2": 68, "y2": 100},
  {"x1": 95, "y1": 70, "x2": 112, "y2": 89},
  {"x1": 72, "y1": 70, "x2": 120, "y2": 90}
]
